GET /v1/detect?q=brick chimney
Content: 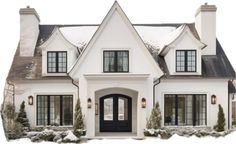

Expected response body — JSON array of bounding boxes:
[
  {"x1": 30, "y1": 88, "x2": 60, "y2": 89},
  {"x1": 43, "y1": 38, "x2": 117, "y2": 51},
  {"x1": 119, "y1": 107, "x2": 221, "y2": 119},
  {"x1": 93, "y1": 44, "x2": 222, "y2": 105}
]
[
  {"x1": 19, "y1": 6, "x2": 40, "y2": 57},
  {"x1": 195, "y1": 3, "x2": 217, "y2": 55}
]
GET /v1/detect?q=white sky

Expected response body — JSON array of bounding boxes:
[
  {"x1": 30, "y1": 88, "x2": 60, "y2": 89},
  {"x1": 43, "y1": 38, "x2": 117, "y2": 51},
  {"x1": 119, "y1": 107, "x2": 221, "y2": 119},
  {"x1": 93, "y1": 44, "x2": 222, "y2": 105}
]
[{"x1": 0, "y1": 0, "x2": 235, "y2": 142}]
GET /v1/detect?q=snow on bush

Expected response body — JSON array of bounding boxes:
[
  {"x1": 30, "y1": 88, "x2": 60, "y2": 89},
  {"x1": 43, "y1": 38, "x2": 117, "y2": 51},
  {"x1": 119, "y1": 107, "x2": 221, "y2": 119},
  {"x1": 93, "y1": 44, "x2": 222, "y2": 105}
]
[{"x1": 63, "y1": 130, "x2": 79, "y2": 142}]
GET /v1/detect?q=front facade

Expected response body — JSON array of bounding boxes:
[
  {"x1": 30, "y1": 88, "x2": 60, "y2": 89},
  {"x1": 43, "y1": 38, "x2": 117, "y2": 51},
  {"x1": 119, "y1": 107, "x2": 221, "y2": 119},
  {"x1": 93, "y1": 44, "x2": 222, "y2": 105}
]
[{"x1": 3, "y1": 2, "x2": 235, "y2": 138}]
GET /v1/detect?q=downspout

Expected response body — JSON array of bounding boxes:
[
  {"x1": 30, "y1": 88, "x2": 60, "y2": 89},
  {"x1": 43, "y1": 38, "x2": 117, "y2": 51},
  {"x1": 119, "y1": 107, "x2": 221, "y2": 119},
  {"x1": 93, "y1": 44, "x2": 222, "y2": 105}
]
[
  {"x1": 153, "y1": 75, "x2": 164, "y2": 107},
  {"x1": 6, "y1": 80, "x2": 15, "y2": 108},
  {"x1": 229, "y1": 78, "x2": 235, "y2": 129}
]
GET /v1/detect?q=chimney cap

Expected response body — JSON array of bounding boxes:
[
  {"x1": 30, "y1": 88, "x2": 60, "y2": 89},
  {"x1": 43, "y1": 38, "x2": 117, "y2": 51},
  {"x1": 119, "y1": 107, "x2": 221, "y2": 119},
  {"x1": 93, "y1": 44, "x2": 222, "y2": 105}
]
[
  {"x1": 195, "y1": 3, "x2": 217, "y2": 17},
  {"x1": 19, "y1": 7, "x2": 40, "y2": 22}
]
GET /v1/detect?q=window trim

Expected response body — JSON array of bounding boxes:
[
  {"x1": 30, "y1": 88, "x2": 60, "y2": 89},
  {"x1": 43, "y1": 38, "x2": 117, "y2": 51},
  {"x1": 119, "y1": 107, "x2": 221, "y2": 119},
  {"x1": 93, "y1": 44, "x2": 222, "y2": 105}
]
[
  {"x1": 47, "y1": 51, "x2": 67, "y2": 73},
  {"x1": 164, "y1": 94, "x2": 207, "y2": 126},
  {"x1": 36, "y1": 95, "x2": 73, "y2": 126},
  {"x1": 176, "y1": 50, "x2": 197, "y2": 72},
  {"x1": 103, "y1": 50, "x2": 129, "y2": 73}
]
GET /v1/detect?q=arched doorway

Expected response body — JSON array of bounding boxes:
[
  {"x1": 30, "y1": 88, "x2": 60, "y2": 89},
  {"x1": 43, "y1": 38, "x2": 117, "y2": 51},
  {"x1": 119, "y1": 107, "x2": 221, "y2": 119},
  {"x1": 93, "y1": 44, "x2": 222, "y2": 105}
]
[{"x1": 100, "y1": 94, "x2": 132, "y2": 132}]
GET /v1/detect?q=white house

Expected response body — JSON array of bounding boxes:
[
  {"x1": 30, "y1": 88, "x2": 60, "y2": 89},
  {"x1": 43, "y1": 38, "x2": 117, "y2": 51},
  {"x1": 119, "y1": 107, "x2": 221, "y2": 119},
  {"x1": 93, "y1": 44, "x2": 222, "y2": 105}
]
[{"x1": 3, "y1": 1, "x2": 235, "y2": 138}]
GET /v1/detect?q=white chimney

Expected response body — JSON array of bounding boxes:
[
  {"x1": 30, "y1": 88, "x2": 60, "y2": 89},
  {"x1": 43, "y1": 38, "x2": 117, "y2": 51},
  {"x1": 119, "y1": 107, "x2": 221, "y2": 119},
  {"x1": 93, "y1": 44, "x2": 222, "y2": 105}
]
[
  {"x1": 19, "y1": 6, "x2": 40, "y2": 57},
  {"x1": 195, "y1": 3, "x2": 217, "y2": 55}
]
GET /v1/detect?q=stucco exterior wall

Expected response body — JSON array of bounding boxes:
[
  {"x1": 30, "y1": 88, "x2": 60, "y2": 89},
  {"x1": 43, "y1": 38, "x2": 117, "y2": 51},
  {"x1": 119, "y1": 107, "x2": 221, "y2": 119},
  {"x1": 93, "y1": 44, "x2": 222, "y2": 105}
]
[
  {"x1": 13, "y1": 80, "x2": 77, "y2": 127},
  {"x1": 155, "y1": 78, "x2": 229, "y2": 129}
]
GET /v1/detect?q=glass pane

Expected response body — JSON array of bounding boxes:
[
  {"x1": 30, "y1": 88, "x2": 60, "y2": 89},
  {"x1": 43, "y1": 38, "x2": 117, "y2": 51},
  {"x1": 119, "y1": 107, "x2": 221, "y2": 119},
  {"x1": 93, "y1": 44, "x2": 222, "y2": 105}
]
[
  {"x1": 37, "y1": 96, "x2": 48, "y2": 125},
  {"x1": 186, "y1": 95, "x2": 193, "y2": 125},
  {"x1": 118, "y1": 51, "x2": 128, "y2": 72},
  {"x1": 178, "y1": 95, "x2": 186, "y2": 125},
  {"x1": 118, "y1": 97, "x2": 128, "y2": 121},
  {"x1": 187, "y1": 51, "x2": 196, "y2": 72},
  {"x1": 63, "y1": 96, "x2": 73, "y2": 125},
  {"x1": 50, "y1": 96, "x2": 60, "y2": 126},
  {"x1": 48, "y1": 52, "x2": 57, "y2": 72},
  {"x1": 195, "y1": 95, "x2": 206, "y2": 125},
  {"x1": 176, "y1": 51, "x2": 185, "y2": 72},
  {"x1": 164, "y1": 95, "x2": 175, "y2": 125},
  {"x1": 104, "y1": 98, "x2": 113, "y2": 120}
]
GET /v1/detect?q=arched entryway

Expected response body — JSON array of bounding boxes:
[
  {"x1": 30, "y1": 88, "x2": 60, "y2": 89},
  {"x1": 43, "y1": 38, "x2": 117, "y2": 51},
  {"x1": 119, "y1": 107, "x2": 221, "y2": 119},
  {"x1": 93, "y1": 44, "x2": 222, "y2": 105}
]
[
  {"x1": 94, "y1": 87, "x2": 138, "y2": 135},
  {"x1": 100, "y1": 94, "x2": 132, "y2": 132}
]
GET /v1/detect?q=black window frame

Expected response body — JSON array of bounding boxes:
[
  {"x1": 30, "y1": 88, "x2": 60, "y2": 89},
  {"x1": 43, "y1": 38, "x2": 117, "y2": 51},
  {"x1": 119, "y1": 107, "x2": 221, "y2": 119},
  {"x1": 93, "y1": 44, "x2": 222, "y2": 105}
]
[
  {"x1": 103, "y1": 50, "x2": 129, "y2": 73},
  {"x1": 164, "y1": 94, "x2": 207, "y2": 126},
  {"x1": 176, "y1": 50, "x2": 196, "y2": 72},
  {"x1": 47, "y1": 51, "x2": 67, "y2": 73},
  {"x1": 36, "y1": 95, "x2": 73, "y2": 126}
]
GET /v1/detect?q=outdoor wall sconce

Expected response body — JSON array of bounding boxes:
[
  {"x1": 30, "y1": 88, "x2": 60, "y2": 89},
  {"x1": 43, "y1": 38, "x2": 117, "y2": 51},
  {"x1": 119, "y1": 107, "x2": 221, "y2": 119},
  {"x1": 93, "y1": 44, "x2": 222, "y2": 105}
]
[
  {"x1": 211, "y1": 95, "x2": 216, "y2": 104},
  {"x1": 87, "y1": 98, "x2": 92, "y2": 108},
  {"x1": 141, "y1": 98, "x2": 146, "y2": 108},
  {"x1": 28, "y1": 96, "x2": 33, "y2": 105}
]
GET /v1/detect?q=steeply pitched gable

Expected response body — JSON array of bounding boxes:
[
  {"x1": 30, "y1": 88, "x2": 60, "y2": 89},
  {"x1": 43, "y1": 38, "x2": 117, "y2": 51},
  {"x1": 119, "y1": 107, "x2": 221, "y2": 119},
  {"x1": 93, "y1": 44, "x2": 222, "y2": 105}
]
[{"x1": 69, "y1": 1, "x2": 163, "y2": 77}]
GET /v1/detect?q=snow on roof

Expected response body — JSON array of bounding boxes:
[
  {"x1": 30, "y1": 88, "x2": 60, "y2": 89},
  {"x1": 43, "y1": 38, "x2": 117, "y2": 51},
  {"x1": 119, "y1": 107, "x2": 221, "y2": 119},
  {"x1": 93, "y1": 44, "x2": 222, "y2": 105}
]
[
  {"x1": 59, "y1": 25, "x2": 178, "y2": 49},
  {"x1": 134, "y1": 26, "x2": 177, "y2": 49},
  {"x1": 159, "y1": 24, "x2": 185, "y2": 51},
  {"x1": 59, "y1": 26, "x2": 98, "y2": 47}
]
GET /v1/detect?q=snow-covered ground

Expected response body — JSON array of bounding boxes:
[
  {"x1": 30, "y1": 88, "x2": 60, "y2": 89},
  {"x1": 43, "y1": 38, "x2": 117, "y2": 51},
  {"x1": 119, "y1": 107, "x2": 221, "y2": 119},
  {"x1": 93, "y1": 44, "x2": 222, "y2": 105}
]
[
  {"x1": 1, "y1": 118, "x2": 236, "y2": 144},
  {"x1": 4, "y1": 131, "x2": 236, "y2": 144}
]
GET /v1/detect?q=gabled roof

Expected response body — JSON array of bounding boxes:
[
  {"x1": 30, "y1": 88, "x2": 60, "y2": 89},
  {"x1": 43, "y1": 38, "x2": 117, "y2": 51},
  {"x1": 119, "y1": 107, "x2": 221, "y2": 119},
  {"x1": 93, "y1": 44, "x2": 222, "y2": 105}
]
[
  {"x1": 68, "y1": 1, "x2": 163, "y2": 77},
  {"x1": 159, "y1": 24, "x2": 206, "y2": 55},
  {"x1": 7, "y1": 2, "x2": 235, "y2": 81},
  {"x1": 156, "y1": 39, "x2": 235, "y2": 79}
]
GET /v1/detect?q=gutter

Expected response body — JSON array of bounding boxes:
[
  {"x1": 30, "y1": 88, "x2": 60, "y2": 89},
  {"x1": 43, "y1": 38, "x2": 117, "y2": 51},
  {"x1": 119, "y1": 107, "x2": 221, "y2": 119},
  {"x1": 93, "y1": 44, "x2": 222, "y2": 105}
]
[{"x1": 153, "y1": 75, "x2": 164, "y2": 107}]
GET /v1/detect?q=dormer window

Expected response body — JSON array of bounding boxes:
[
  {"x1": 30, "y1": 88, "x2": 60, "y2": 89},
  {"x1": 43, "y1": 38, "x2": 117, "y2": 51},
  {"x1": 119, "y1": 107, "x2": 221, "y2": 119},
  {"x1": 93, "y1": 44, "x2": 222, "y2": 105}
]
[
  {"x1": 176, "y1": 50, "x2": 196, "y2": 72},
  {"x1": 103, "y1": 51, "x2": 129, "y2": 72},
  {"x1": 47, "y1": 51, "x2": 67, "y2": 73}
]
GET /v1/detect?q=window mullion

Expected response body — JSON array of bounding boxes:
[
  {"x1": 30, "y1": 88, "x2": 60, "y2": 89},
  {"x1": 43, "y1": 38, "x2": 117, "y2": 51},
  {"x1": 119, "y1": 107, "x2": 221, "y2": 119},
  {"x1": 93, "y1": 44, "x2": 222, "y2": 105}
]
[
  {"x1": 193, "y1": 95, "x2": 196, "y2": 126},
  {"x1": 185, "y1": 51, "x2": 187, "y2": 72},
  {"x1": 60, "y1": 96, "x2": 63, "y2": 126},
  {"x1": 115, "y1": 52, "x2": 117, "y2": 72},
  {"x1": 175, "y1": 95, "x2": 178, "y2": 125},
  {"x1": 56, "y1": 52, "x2": 58, "y2": 73},
  {"x1": 47, "y1": 96, "x2": 50, "y2": 125}
]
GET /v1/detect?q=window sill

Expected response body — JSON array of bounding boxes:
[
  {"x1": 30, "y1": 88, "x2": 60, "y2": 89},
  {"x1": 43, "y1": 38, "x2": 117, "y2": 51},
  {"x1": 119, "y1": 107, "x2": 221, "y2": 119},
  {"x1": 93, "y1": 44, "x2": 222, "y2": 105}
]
[
  {"x1": 173, "y1": 72, "x2": 200, "y2": 75},
  {"x1": 42, "y1": 73, "x2": 68, "y2": 77}
]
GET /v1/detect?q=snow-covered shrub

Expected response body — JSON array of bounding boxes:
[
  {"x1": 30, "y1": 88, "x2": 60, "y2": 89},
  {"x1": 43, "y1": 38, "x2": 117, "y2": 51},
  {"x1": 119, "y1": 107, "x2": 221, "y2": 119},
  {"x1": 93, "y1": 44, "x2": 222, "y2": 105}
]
[
  {"x1": 146, "y1": 102, "x2": 161, "y2": 129},
  {"x1": 7, "y1": 121, "x2": 24, "y2": 139},
  {"x1": 144, "y1": 127, "x2": 233, "y2": 138},
  {"x1": 16, "y1": 101, "x2": 30, "y2": 130},
  {"x1": 214, "y1": 104, "x2": 226, "y2": 132},
  {"x1": 2, "y1": 102, "x2": 24, "y2": 139},
  {"x1": 63, "y1": 130, "x2": 79, "y2": 143}
]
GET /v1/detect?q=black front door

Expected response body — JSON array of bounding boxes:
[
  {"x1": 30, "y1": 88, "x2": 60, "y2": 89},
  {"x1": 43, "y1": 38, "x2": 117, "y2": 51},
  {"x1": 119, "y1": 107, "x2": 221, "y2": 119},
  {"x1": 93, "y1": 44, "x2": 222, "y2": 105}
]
[{"x1": 100, "y1": 94, "x2": 132, "y2": 132}]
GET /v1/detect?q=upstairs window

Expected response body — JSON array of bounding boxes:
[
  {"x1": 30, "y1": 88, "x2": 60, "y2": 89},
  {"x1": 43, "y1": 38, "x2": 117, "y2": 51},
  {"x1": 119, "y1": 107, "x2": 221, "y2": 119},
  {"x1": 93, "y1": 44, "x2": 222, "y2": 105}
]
[
  {"x1": 103, "y1": 51, "x2": 129, "y2": 72},
  {"x1": 47, "y1": 51, "x2": 67, "y2": 73},
  {"x1": 176, "y1": 50, "x2": 196, "y2": 72}
]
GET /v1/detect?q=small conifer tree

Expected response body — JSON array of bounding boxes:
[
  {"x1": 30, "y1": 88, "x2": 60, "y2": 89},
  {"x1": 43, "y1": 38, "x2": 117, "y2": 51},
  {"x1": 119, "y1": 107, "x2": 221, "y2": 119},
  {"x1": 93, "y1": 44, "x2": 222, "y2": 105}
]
[
  {"x1": 214, "y1": 104, "x2": 225, "y2": 132},
  {"x1": 16, "y1": 101, "x2": 30, "y2": 128},
  {"x1": 146, "y1": 102, "x2": 161, "y2": 129},
  {"x1": 73, "y1": 97, "x2": 85, "y2": 135}
]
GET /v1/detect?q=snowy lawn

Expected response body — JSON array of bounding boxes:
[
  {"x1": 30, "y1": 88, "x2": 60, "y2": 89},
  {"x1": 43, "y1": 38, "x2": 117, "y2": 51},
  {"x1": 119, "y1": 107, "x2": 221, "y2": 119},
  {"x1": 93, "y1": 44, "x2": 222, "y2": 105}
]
[{"x1": 6, "y1": 131, "x2": 236, "y2": 144}]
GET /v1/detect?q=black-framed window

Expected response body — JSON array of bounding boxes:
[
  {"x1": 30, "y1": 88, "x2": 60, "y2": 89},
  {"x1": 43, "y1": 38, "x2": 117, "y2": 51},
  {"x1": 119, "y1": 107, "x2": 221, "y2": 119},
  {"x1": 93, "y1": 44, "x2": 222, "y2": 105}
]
[
  {"x1": 176, "y1": 50, "x2": 196, "y2": 72},
  {"x1": 37, "y1": 95, "x2": 73, "y2": 126},
  {"x1": 47, "y1": 51, "x2": 67, "y2": 73},
  {"x1": 164, "y1": 94, "x2": 206, "y2": 126},
  {"x1": 103, "y1": 51, "x2": 129, "y2": 72}
]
